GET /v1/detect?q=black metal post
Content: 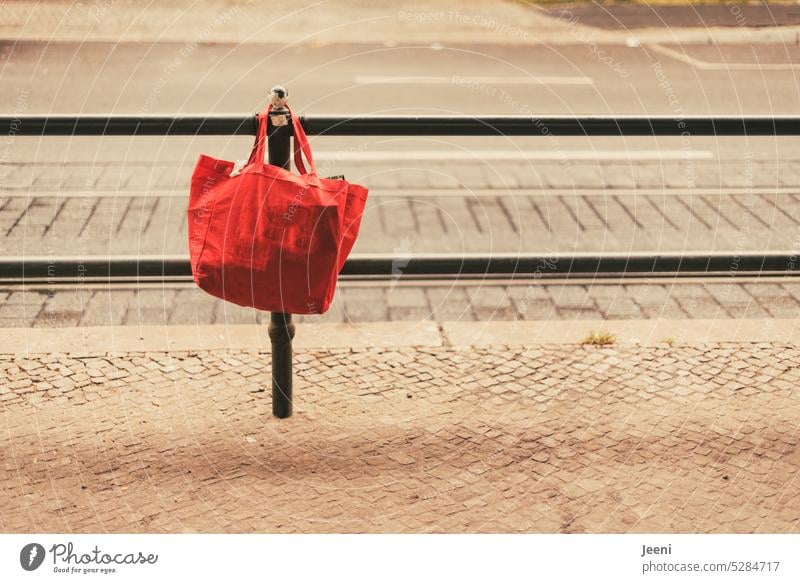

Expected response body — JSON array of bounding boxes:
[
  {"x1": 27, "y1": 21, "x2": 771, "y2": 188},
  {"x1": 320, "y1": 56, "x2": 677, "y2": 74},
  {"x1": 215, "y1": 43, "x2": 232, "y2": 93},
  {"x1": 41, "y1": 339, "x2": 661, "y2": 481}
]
[{"x1": 266, "y1": 87, "x2": 295, "y2": 418}]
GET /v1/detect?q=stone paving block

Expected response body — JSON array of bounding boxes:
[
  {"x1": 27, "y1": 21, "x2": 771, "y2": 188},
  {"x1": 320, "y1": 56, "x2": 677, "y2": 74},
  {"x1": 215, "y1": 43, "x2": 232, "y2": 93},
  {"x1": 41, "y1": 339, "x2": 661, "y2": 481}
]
[
  {"x1": 395, "y1": 169, "x2": 430, "y2": 189},
  {"x1": 556, "y1": 307, "x2": 603, "y2": 320},
  {"x1": 594, "y1": 296, "x2": 644, "y2": 319},
  {"x1": 168, "y1": 289, "x2": 218, "y2": 325},
  {"x1": 506, "y1": 283, "x2": 549, "y2": 301},
  {"x1": 778, "y1": 161, "x2": 800, "y2": 186},
  {"x1": 663, "y1": 162, "x2": 698, "y2": 189},
  {"x1": 752, "y1": 161, "x2": 780, "y2": 187},
  {"x1": 548, "y1": 285, "x2": 593, "y2": 308},
  {"x1": 511, "y1": 167, "x2": 546, "y2": 189},
  {"x1": 515, "y1": 298, "x2": 558, "y2": 320},
  {"x1": 311, "y1": 297, "x2": 346, "y2": 324},
  {"x1": 0, "y1": 303, "x2": 37, "y2": 322},
  {"x1": 342, "y1": 287, "x2": 388, "y2": 322},
  {"x1": 3, "y1": 290, "x2": 48, "y2": 306},
  {"x1": 571, "y1": 163, "x2": 605, "y2": 189},
  {"x1": 0, "y1": 316, "x2": 32, "y2": 327},
  {"x1": 425, "y1": 287, "x2": 474, "y2": 321},
  {"x1": 34, "y1": 290, "x2": 91, "y2": 327},
  {"x1": 216, "y1": 303, "x2": 261, "y2": 325},
  {"x1": 638, "y1": 297, "x2": 687, "y2": 319},
  {"x1": 723, "y1": 302, "x2": 772, "y2": 319},
  {"x1": 674, "y1": 297, "x2": 728, "y2": 320},
  {"x1": 625, "y1": 284, "x2": 668, "y2": 305},
  {"x1": 426, "y1": 172, "x2": 460, "y2": 189},
  {"x1": 485, "y1": 167, "x2": 519, "y2": 190},
  {"x1": 411, "y1": 199, "x2": 445, "y2": 238},
  {"x1": 365, "y1": 173, "x2": 400, "y2": 189},
  {"x1": 744, "y1": 282, "x2": 789, "y2": 300},
  {"x1": 667, "y1": 284, "x2": 711, "y2": 299},
  {"x1": 540, "y1": 165, "x2": 576, "y2": 189},
  {"x1": 62, "y1": 165, "x2": 102, "y2": 189},
  {"x1": 704, "y1": 283, "x2": 753, "y2": 304},
  {"x1": 380, "y1": 199, "x2": 417, "y2": 237},
  {"x1": 453, "y1": 165, "x2": 488, "y2": 190},
  {"x1": 465, "y1": 286, "x2": 517, "y2": 320},
  {"x1": 534, "y1": 196, "x2": 580, "y2": 237},
  {"x1": 601, "y1": 165, "x2": 636, "y2": 189},
  {"x1": 124, "y1": 307, "x2": 172, "y2": 326},
  {"x1": 568, "y1": 195, "x2": 607, "y2": 230},
  {"x1": 44, "y1": 289, "x2": 92, "y2": 313},
  {"x1": 754, "y1": 297, "x2": 798, "y2": 318},
  {"x1": 80, "y1": 289, "x2": 132, "y2": 326},
  {"x1": 125, "y1": 288, "x2": 179, "y2": 326},
  {"x1": 751, "y1": 194, "x2": 797, "y2": 229},
  {"x1": 385, "y1": 287, "x2": 428, "y2": 309},
  {"x1": 631, "y1": 164, "x2": 664, "y2": 188},
  {"x1": 388, "y1": 306, "x2": 431, "y2": 321},
  {"x1": 579, "y1": 285, "x2": 623, "y2": 299},
  {"x1": 129, "y1": 288, "x2": 178, "y2": 313},
  {"x1": 0, "y1": 164, "x2": 35, "y2": 189}
]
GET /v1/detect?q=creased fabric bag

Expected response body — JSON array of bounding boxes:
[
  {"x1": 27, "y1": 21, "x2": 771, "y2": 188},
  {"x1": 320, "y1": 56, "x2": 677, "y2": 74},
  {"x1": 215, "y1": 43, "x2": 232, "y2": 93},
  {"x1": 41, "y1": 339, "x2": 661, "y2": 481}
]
[{"x1": 188, "y1": 105, "x2": 368, "y2": 314}]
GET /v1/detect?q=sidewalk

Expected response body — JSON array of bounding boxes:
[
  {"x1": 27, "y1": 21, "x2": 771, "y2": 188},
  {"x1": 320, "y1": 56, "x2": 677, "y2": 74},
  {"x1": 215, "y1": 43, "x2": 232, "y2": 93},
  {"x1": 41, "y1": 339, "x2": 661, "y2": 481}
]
[{"x1": 2, "y1": 321, "x2": 799, "y2": 533}]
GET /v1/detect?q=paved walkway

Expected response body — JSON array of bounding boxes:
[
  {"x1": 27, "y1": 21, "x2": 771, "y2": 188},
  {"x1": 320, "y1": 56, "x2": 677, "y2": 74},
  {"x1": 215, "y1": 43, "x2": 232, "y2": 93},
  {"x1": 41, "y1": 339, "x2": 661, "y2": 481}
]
[
  {"x1": 2, "y1": 324, "x2": 799, "y2": 533},
  {"x1": 4, "y1": 278, "x2": 800, "y2": 329}
]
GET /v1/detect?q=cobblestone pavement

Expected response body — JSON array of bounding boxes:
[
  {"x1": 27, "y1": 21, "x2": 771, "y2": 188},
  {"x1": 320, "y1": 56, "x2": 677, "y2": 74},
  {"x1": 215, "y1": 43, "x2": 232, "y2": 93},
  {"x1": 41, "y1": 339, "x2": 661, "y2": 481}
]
[
  {"x1": 3, "y1": 160, "x2": 800, "y2": 255},
  {"x1": 3, "y1": 279, "x2": 800, "y2": 328},
  {"x1": 2, "y1": 343, "x2": 799, "y2": 533}
]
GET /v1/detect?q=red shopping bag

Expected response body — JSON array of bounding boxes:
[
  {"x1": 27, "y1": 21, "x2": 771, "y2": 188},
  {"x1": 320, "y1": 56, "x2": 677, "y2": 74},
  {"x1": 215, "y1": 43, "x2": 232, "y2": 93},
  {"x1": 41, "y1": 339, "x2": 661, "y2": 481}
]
[{"x1": 188, "y1": 105, "x2": 368, "y2": 314}]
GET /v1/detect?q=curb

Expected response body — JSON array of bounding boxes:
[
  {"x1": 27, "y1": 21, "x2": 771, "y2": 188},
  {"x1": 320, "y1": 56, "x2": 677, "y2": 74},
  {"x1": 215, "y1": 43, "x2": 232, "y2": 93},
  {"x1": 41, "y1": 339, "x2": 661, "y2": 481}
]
[{"x1": 1, "y1": 318, "x2": 798, "y2": 355}]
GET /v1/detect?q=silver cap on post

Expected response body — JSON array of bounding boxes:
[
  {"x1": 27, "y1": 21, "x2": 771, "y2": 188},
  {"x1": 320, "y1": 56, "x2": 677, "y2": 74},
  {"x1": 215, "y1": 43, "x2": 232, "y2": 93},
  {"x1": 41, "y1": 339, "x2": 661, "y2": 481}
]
[{"x1": 269, "y1": 85, "x2": 290, "y2": 126}]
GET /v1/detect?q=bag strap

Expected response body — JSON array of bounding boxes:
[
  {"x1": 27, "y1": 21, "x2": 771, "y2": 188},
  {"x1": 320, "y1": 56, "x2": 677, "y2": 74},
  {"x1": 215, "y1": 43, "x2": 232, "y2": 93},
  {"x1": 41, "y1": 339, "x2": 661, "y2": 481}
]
[
  {"x1": 247, "y1": 104, "x2": 316, "y2": 175},
  {"x1": 288, "y1": 106, "x2": 316, "y2": 175},
  {"x1": 246, "y1": 105, "x2": 269, "y2": 166}
]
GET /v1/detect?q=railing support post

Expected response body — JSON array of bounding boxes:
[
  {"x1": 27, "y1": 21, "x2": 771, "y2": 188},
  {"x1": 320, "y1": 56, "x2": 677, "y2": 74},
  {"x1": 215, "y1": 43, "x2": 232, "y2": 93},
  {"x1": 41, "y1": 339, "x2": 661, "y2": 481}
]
[{"x1": 266, "y1": 86, "x2": 294, "y2": 418}]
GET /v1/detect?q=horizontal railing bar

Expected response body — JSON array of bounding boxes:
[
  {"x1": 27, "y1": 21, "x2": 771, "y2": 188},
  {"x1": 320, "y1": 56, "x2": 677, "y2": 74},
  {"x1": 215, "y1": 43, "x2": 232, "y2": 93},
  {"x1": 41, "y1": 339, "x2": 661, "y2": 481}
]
[
  {"x1": 0, "y1": 253, "x2": 797, "y2": 284},
  {"x1": 4, "y1": 115, "x2": 800, "y2": 136}
]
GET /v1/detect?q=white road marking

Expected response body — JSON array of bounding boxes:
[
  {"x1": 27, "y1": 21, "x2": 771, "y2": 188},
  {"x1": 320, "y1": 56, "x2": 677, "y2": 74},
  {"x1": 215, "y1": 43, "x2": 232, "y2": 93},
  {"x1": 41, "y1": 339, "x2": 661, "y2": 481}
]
[
  {"x1": 315, "y1": 149, "x2": 714, "y2": 161},
  {"x1": 354, "y1": 75, "x2": 594, "y2": 85},
  {"x1": 649, "y1": 43, "x2": 800, "y2": 71}
]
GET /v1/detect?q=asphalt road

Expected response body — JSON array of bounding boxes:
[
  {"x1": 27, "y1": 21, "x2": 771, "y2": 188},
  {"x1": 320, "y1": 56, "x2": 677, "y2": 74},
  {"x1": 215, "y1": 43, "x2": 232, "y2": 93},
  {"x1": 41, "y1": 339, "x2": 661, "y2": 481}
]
[{"x1": 3, "y1": 40, "x2": 800, "y2": 157}]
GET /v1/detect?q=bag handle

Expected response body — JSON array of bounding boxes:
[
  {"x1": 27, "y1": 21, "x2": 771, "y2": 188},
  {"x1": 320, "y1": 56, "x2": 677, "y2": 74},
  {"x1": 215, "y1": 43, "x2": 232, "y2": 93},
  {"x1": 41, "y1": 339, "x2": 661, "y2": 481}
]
[
  {"x1": 246, "y1": 107, "x2": 268, "y2": 167},
  {"x1": 288, "y1": 106, "x2": 316, "y2": 175},
  {"x1": 247, "y1": 104, "x2": 316, "y2": 175}
]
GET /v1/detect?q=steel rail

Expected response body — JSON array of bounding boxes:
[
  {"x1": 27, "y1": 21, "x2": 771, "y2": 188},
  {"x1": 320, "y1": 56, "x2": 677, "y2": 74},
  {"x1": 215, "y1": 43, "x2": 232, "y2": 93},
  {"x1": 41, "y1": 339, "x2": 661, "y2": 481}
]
[
  {"x1": 0, "y1": 253, "x2": 796, "y2": 284},
  {"x1": 4, "y1": 114, "x2": 800, "y2": 136}
]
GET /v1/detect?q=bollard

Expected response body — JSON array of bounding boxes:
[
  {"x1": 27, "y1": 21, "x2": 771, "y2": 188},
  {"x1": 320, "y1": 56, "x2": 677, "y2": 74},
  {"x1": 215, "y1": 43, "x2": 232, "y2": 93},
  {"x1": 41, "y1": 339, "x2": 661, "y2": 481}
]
[{"x1": 266, "y1": 86, "x2": 295, "y2": 418}]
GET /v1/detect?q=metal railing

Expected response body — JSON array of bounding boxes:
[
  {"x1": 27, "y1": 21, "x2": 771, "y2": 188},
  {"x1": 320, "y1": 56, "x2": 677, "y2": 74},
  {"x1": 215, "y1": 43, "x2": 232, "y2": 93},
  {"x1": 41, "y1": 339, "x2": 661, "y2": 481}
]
[{"x1": 4, "y1": 104, "x2": 800, "y2": 418}]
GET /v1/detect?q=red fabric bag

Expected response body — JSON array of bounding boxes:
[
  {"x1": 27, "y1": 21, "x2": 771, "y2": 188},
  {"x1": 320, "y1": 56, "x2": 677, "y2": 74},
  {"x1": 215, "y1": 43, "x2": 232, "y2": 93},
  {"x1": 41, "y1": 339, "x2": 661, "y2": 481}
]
[{"x1": 188, "y1": 105, "x2": 368, "y2": 314}]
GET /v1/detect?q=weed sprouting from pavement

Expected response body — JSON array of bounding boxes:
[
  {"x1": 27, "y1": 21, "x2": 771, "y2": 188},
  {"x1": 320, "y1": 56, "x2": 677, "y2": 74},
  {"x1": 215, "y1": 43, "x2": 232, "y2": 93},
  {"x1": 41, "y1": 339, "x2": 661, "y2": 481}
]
[{"x1": 581, "y1": 331, "x2": 616, "y2": 346}]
